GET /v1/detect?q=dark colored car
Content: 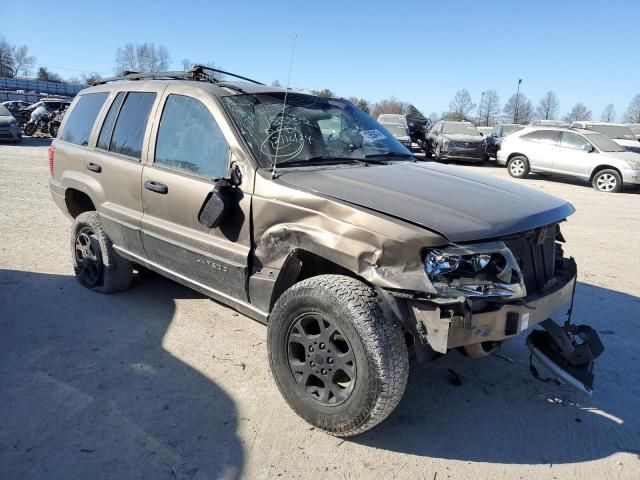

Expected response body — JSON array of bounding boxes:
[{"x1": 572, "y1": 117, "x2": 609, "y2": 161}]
[
  {"x1": 485, "y1": 124, "x2": 525, "y2": 159},
  {"x1": 426, "y1": 121, "x2": 486, "y2": 162},
  {"x1": 0, "y1": 105, "x2": 22, "y2": 142},
  {"x1": 48, "y1": 66, "x2": 603, "y2": 437}
]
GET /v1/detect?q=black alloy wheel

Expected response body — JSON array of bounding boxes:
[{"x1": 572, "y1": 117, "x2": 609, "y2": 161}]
[
  {"x1": 74, "y1": 227, "x2": 103, "y2": 287},
  {"x1": 287, "y1": 312, "x2": 356, "y2": 406}
]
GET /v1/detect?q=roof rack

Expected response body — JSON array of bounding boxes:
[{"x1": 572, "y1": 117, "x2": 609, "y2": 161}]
[{"x1": 92, "y1": 65, "x2": 264, "y2": 86}]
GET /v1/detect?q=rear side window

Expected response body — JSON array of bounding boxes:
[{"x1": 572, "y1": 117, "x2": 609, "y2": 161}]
[
  {"x1": 154, "y1": 94, "x2": 229, "y2": 179},
  {"x1": 97, "y1": 92, "x2": 126, "y2": 150},
  {"x1": 108, "y1": 92, "x2": 156, "y2": 159},
  {"x1": 560, "y1": 132, "x2": 591, "y2": 150},
  {"x1": 521, "y1": 130, "x2": 561, "y2": 145},
  {"x1": 60, "y1": 93, "x2": 108, "y2": 146}
]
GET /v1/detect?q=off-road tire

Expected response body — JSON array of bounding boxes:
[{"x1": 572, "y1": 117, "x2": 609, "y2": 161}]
[
  {"x1": 268, "y1": 274, "x2": 409, "y2": 437},
  {"x1": 71, "y1": 211, "x2": 133, "y2": 293},
  {"x1": 592, "y1": 169, "x2": 622, "y2": 193},
  {"x1": 507, "y1": 155, "x2": 530, "y2": 178}
]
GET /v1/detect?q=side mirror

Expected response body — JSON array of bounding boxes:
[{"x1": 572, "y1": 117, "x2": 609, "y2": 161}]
[
  {"x1": 491, "y1": 133, "x2": 498, "y2": 138},
  {"x1": 198, "y1": 179, "x2": 232, "y2": 229},
  {"x1": 583, "y1": 144, "x2": 594, "y2": 152}
]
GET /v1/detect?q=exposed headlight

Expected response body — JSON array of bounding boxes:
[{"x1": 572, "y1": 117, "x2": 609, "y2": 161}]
[{"x1": 423, "y1": 243, "x2": 527, "y2": 300}]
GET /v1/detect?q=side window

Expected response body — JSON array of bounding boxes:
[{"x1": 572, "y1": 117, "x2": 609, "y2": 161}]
[
  {"x1": 109, "y1": 92, "x2": 156, "y2": 159},
  {"x1": 155, "y1": 95, "x2": 229, "y2": 179},
  {"x1": 560, "y1": 132, "x2": 591, "y2": 150},
  {"x1": 97, "y1": 92, "x2": 125, "y2": 150},
  {"x1": 521, "y1": 130, "x2": 561, "y2": 145},
  {"x1": 60, "y1": 93, "x2": 108, "y2": 146}
]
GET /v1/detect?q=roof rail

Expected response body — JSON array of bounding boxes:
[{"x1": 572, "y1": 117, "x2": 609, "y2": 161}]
[{"x1": 92, "y1": 65, "x2": 264, "y2": 86}]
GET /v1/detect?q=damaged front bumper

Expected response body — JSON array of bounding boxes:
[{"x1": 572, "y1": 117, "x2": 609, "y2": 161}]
[{"x1": 410, "y1": 258, "x2": 579, "y2": 354}]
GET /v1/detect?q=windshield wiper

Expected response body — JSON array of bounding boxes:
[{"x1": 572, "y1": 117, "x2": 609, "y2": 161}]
[
  {"x1": 363, "y1": 152, "x2": 417, "y2": 161},
  {"x1": 274, "y1": 156, "x2": 387, "y2": 168}
]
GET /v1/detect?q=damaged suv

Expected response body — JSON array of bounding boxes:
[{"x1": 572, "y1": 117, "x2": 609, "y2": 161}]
[{"x1": 48, "y1": 67, "x2": 603, "y2": 437}]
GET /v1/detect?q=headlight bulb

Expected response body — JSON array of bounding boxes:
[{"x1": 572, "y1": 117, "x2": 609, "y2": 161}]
[{"x1": 424, "y1": 250, "x2": 461, "y2": 278}]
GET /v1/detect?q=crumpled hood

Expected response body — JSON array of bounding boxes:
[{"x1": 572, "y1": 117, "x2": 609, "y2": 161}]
[{"x1": 279, "y1": 162, "x2": 575, "y2": 242}]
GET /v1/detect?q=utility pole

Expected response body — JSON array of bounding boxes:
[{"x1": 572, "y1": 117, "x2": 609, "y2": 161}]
[
  {"x1": 514, "y1": 78, "x2": 522, "y2": 124},
  {"x1": 479, "y1": 91, "x2": 485, "y2": 126}
]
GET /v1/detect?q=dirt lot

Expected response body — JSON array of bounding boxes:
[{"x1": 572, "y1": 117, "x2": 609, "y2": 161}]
[{"x1": 1, "y1": 139, "x2": 639, "y2": 480}]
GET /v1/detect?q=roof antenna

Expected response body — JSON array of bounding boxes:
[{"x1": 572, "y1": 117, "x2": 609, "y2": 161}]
[{"x1": 271, "y1": 34, "x2": 298, "y2": 179}]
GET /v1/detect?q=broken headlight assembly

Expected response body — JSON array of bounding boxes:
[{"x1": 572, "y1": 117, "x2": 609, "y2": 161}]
[{"x1": 423, "y1": 242, "x2": 527, "y2": 300}]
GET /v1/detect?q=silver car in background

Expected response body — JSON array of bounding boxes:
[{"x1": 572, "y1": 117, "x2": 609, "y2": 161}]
[
  {"x1": 497, "y1": 126, "x2": 640, "y2": 192},
  {"x1": 571, "y1": 122, "x2": 640, "y2": 154}
]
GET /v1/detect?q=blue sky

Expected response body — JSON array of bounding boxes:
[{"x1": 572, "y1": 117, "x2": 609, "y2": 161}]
[{"x1": 2, "y1": 0, "x2": 639, "y2": 120}]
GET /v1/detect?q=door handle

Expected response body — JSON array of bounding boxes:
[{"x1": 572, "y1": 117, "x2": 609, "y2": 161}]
[
  {"x1": 86, "y1": 162, "x2": 101, "y2": 173},
  {"x1": 144, "y1": 181, "x2": 168, "y2": 194}
]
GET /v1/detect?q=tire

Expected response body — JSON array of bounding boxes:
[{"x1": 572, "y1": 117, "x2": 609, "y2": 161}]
[
  {"x1": 507, "y1": 155, "x2": 530, "y2": 178},
  {"x1": 24, "y1": 122, "x2": 36, "y2": 137},
  {"x1": 49, "y1": 123, "x2": 59, "y2": 138},
  {"x1": 71, "y1": 211, "x2": 133, "y2": 293},
  {"x1": 268, "y1": 274, "x2": 409, "y2": 437},
  {"x1": 592, "y1": 169, "x2": 622, "y2": 193}
]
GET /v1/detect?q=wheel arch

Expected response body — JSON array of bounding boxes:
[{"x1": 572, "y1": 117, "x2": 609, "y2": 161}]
[
  {"x1": 507, "y1": 152, "x2": 528, "y2": 162},
  {"x1": 65, "y1": 188, "x2": 96, "y2": 218},
  {"x1": 589, "y1": 164, "x2": 622, "y2": 182}
]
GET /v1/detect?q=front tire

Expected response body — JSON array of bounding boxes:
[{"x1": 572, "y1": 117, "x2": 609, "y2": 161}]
[
  {"x1": 24, "y1": 123, "x2": 36, "y2": 136},
  {"x1": 507, "y1": 155, "x2": 530, "y2": 178},
  {"x1": 71, "y1": 211, "x2": 133, "y2": 293},
  {"x1": 592, "y1": 169, "x2": 622, "y2": 193},
  {"x1": 268, "y1": 275, "x2": 409, "y2": 437}
]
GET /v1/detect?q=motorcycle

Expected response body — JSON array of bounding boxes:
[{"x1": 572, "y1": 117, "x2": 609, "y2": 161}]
[
  {"x1": 24, "y1": 111, "x2": 56, "y2": 137},
  {"x1": 48, "y1": 110, "x2": 66, "y2": 138}
]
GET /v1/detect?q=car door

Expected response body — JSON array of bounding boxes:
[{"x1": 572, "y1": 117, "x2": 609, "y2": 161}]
[
  {"x1": 553, "y1": 131, "x2": 594, "y2": 178},
  {"x1": 520, "y1": 129, "x2": 561, "y2": 171},
  {"x1": 87, "y1": 86, "x2": 164, "y2": 258},
  {"x1": 140, "y1": 85, "x2": 252, "y2": 302},
  {"x1": 428, "y1": 122, "x2": 442, "y2": 151}
]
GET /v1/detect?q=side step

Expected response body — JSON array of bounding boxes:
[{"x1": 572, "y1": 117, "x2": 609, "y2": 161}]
[{"x1": 526, "y1": 319, "x2": 604, "y2": 396}]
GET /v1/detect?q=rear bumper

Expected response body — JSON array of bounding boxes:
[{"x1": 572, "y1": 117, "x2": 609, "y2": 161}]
[
  {"x1": 410, "y1": 258, "x2": 577, "y2": 353},
  {"x1": 48, "y1": 178, "x2": 72, "y2": 219}
]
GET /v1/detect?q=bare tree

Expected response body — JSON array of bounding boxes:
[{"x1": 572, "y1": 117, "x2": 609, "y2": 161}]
[
  {"x1": 370, "y1": 97, "x2": 408, "y2": 119},
  {"x1": 12, "y1": 45, "x2": 35, "y2": 77},
  {"x1": 478, "y1": 89, "x2": 500, "y2": 126},
  {"x1": 0, "y1": 36, "x2": 16, "y2": 77},
  {"x1": 271, "y1": 79, "x2": 282, "y2": 87},
  {"x1": 36, "y1": 66, "x2": 62, "y2": 82},
  {"x1": 600, "y1": 103, "x2": 616, "y2": 122},
  {"x1": 503, "y1": 93, "x2": 532, "y2": 124},
  {"x1": 115, "y1": 42, "x2": 171, "y2": 73},
  {"x1": 535, "y1": 91, "x2": 559, "y2": 120},
  {"x1": 623, "y1": 94, "x2": 640, "y2": 123},
  {"x1": 447, "y1": 89, "x2": 475, "y2": 121},
  {"x1": 311, "y1": 89, "x2": 335, "y2": 98},
  {"x1": 563, "y1": 103, "x2": 592, "y2": 123},
  {"x1": 428, "y1": 112, "x2": 439, "y2": 123},
  {"x1": 81, "y1": 71, "x2": 102, "y2": 85}
]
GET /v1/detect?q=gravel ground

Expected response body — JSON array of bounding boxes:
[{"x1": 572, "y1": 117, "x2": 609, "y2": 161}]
[{"x1": 1, "y1": 139, "x2": 639, "y2": 480}]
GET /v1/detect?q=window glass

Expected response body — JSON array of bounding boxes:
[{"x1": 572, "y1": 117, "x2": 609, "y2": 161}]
[
  {"x1": 60, "y1": 93, "x2": 108, "y2": 146},
  {"x1": 560, "y1": 132, "x2": 591, "y2": 150},
  {"x1": 155, "y1": 95, "x2": 229, "y2": 178},
  {"x1": 97, "y1": 92, "x2": 126, "y2": 150},
  {"x1": 521, "y1": 130, "x2": 561, "y2": 145},
  {"x1": 109, "y1": 92, "x2": 156, "y2": 159}
]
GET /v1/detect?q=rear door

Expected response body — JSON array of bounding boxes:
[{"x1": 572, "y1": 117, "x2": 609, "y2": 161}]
[
  {"x1": 87, "y1": 86, "x2": 164, "y2": 257},
  {"x1": 140, "y1": 85, "x2": 252, "y2": 301},
  {"x1": 553, "y1": 131, "x2": 593, "y2": 178},
  {"x1": 520, "y1": 129, "x2": 561, "y2": 171}
]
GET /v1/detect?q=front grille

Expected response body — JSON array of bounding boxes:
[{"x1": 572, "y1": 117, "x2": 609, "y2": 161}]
[
  {"x1": 449, "y1": 140, "x2": 483, "y2": 150},
  {"x1": 505, "y1": 225, "x2": 557, "y2": 295}
]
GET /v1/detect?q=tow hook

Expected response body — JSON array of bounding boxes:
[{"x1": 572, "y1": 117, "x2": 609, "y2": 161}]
[{"x1": 526, "y1": 318, "x2": 604, "y2": 396}]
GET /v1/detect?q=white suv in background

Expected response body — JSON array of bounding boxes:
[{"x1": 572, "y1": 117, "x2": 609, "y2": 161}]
[
  {"x1": 497, "y1": 126, "x2": 640, "y2": 192},
  {"x1": 571, "y1": 122, "x2": 640, "y2": 154}
]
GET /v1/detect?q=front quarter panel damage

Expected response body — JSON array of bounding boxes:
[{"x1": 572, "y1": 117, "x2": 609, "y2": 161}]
[{"x1": 251, "y1": 170, "x2": 447, "y2": 297}]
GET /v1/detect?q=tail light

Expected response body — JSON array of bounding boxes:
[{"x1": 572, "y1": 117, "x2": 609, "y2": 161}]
[{"x1": 48, "y1": 145, "x2": 54, "y2": 177}]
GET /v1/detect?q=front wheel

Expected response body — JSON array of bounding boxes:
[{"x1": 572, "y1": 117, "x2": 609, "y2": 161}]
[
  {"x1": 24, "y1": 122, "x2": 36, "y2": 136},
  {"x1": 268, "y1": 275, "x2": 409, "y2": 437},
  {"x1": 507, "y1": 155, "x2": 530, "y2": 178},
  {"x1": 592, "y1": 169, "x2": 622, "y2": 193}
]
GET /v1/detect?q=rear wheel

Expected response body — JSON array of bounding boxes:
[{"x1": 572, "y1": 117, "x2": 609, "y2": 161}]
[
  {"x1": 507, "y1": 156, "x2": 530, "y2": 178},
  {"x1": 268, "y1": 275, "x2": 409, "y2": 437},
  {"x1": 49, "y1": 123, "x2": 59, "y2": 138},
  {"x1": 592, "y1": 169, "x2": 622, "y2": 193},
  {"x1": 71, "y1": 211, "x2": 133, "y2": 293}
]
